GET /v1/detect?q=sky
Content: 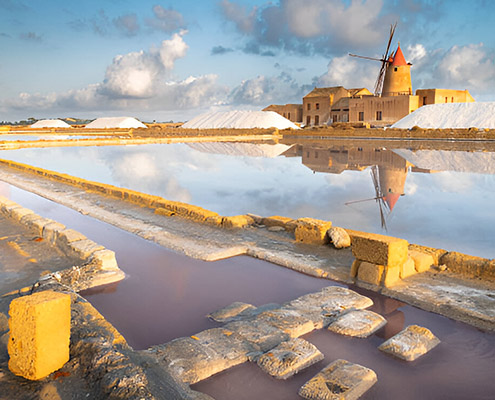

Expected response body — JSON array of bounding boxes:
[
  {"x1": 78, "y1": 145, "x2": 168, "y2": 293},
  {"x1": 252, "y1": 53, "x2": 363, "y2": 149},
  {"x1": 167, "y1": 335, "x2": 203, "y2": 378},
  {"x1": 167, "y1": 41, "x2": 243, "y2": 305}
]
[{"x1": 1, "y1": 0, "x2": 494, "y2": 122}]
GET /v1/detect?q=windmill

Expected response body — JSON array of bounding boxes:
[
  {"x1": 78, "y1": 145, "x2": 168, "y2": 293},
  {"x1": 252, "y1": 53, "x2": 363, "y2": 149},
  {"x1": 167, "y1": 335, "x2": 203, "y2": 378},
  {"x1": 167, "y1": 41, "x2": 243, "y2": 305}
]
[{"x1": 349, "y1": 23, "x2": 397, "y2": 96}]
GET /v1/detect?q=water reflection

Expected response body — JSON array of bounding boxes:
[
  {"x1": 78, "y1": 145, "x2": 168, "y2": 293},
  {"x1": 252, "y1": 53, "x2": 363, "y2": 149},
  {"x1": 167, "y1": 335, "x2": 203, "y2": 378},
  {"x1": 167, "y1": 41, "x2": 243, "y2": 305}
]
[{"x1": 0, "y1": 140, "x2": 494, "y2": 258}]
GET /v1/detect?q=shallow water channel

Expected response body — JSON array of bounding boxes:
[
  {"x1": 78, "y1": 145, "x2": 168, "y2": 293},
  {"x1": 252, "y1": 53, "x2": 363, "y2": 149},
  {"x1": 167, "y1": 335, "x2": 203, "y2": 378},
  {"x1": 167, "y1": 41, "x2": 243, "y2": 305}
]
[
  {"x1": 1, "y1": 139, "x2": 494, "y2": 258},
  {"x1": 3, "y1": 183, "x2": 495, "y2": 400}
]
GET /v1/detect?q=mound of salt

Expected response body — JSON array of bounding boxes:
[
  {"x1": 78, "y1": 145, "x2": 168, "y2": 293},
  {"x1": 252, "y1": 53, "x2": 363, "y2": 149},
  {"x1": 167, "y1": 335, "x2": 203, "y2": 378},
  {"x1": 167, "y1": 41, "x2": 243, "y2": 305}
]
[
  {"x1": 392, "y1": 102, "x2": 495, "y2": 129},
  {"x1": 182, "y1": 110, "x2": 300, "y2": 130},
  {"x1": 30, "y1": 119, "x2": 71, "y2": 128}
]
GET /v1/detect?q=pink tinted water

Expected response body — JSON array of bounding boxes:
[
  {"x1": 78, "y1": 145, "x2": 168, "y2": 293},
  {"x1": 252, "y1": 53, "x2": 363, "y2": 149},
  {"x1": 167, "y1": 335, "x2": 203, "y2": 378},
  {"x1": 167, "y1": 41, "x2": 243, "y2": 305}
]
[{"x1": 7, "y1": 185, "x2": 495, "y2": 400}]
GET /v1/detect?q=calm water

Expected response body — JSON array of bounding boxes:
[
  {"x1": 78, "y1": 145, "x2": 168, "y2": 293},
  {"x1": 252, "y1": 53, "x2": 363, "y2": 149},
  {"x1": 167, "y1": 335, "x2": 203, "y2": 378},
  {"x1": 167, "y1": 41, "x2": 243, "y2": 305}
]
[
  {"x1": 1, "y1": 141, "x2": 494, "y2": 258},
  {"x1": 5, "y1": 184, "x2": 495, "y2": 400}
]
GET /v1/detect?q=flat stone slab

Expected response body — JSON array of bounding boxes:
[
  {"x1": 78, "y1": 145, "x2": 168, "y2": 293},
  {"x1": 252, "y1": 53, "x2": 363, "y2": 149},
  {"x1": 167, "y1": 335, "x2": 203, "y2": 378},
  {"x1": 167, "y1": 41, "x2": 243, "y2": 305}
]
[
  {"x1": 327, "y1": 310, "x2": 387, "y2": 338},
  {"x1": 257, "y1": 308, "x2": 315, "y2": 338},
  {"x1": 207, "y1": 301, "x2": 256, "y2": 323},
  {"x1": 256, "y1": 338, "x2": 323, "y2": 379},
  {"x1": 224, "y1": 319, "x2": 289, "y2": 353},
  {"x1": 378, "y1": 325, "x2": 440, "y2": 361},
  {"x1": 299, "y1": 359, "x2": 377, "y2": 400}
]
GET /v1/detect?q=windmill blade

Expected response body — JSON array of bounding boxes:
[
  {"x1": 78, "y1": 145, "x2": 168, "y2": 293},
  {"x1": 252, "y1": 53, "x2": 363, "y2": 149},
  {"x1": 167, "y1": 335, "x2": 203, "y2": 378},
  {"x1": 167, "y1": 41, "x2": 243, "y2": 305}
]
[
  {"x1": 383, "y1": 22, "x2": 397, "y2": 61},
  {"x1": 349, "y1": 53, "x2": 384, "y2": 62}
]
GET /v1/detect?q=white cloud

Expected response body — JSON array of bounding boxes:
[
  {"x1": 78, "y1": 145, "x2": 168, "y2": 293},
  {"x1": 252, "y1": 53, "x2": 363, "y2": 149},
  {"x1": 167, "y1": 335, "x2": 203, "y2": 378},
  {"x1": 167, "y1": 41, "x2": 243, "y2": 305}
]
[
  {"x1": 146, "y1": 5, "x2": 186, "y2": 33},
  {"x1": 315, "y1": 55, "x2": 377, "y2": 90},
  {"x1": 220, "y1": 0, "x2": 257, "y2": 34}
]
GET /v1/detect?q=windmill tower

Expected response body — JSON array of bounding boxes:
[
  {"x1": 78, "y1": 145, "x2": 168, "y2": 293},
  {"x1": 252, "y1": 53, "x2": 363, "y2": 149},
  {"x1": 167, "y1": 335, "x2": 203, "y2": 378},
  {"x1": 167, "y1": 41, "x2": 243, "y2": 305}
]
[{"x1": 349, "y1": 23, "x2": 412, "y2": 97}]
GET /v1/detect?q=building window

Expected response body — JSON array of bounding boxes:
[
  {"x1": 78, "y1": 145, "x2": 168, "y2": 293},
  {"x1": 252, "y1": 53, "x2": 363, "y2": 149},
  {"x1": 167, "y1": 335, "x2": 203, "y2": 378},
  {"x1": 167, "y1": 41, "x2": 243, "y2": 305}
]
[
  {"x1": 445, "y1": 97, "x2": 448, "y2": 103},
  {"x1": 343, "y1": 114, "x2": 349, "y2": 122},
  {"x1": 394, "y1": 67, "x2": 398, "y2": 72},
  {"x1": 422, "y1": 96, "x2": 427, "y2": 106},
  {"x1": 316, "y1": 103, "x2": 320, "y2": 110},
  {"x1": 315, "y1": 151, "x2": 318, "y2": 159},
  {"x1": 306, "y1": 116, "x2": 311, "y2": 125},
  {"x1": 376, "y1": 111, "x2": 382, "y2": 121},
  {"x1": 333, "y1": 115, "x2": 338, "y2": 123},
  {"x1": 288, "y1": 112, "x2": 291, "y2": 120},
  {"x1": 315, "y1": 115, "x2": 319, "y2": 125},
  {"x1": 306, "y1": 152, "x2": 310, "y2": 157},
  {"x1": 307, "y1": 103, "x2": 311, "y2": 111},
  {"x1": 451, "y1": 97, "x2": 454, "y2": 103},
  {"x1": 358, "y1": 112, "x2": 364, "y2": 121},
  {"x1": 283, "y1": 112, "x2": 286, "y2": 118}
]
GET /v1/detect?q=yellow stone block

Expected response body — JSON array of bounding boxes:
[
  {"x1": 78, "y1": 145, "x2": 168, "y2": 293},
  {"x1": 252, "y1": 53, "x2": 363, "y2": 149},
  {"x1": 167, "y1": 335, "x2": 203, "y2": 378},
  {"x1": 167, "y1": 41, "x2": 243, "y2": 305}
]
[
  {"x1": 295, "y1": 218, "x2": 332, "y2": 245},
  {"x1": 350, "y1": 259, "x2": 361, "y2": 278},
  {"x1": 409, "y1": 250, "x2": 434, "y2": 273},
  {"x1": 262, "y1": 216, "x2": 293, "y2": 228},
  {"x1": 382, "y1": 266, "x2": 400, "y2": 287},
  {"x1": 222, "y1": 215, "x2": 254, "y2": 228},
  {"x1": 349, "y1": 230, "x2": 408, "y2": 268},
  {"x1": 155, "y1": 207, "x2": 175, "y2": 217},
  {"x1": 400, "y1": 257, "x2": 417, "y2": 279},
  {"x1": 357, "y1": 262, "x2": 384, "y2": 286},
  {"x1": 8, "y1": 291, "x2": 71, "y2": 380}
]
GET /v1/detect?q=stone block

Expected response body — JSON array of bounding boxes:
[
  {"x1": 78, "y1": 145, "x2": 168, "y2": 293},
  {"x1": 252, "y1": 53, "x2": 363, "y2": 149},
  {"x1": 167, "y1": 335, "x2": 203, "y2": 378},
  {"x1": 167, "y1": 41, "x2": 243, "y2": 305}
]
[
  {"x1": 261, "y1": 216, "x2": 294, "y2": 230},
  {"x1": 327, "y1": 310, "x2": 386, "y2": 338},
  {"x1": 350, "y1": 231, "x2": 408, "y2": 268},
  {"x1": 224, "y1": 319, "x2": 289, "y2": 353},
  {"x1": 67, "y1": 239, "x2": 104, "y2": 260},
  {"x1": 382, "y1": 266, "x2": 400, "y2": 287},
  {"x1": 357, "y1": 262, "x2": 384, "y2": 286},
  {"x1": 42, "y1": 222, "x2": 66, "y2": 245},
  {"x1": 8, "y1": 291, "x2": 71, "y2": 380},
  {"x1": 408, "y1": 244, "x2": 445, "y2": 265},
  {"x1": 9, "y1": 206, "x2": 34, "y2": 222},
  {"x1": 19, "y1": 214, "x2": 50, "y2": 236},
  {"x1": 299, "y1": 359, "x2": 377, "y2": 400},
  {"x1": 439, "y1": 252, "x2": 494, "y2": 279},
  {"x1": 328, "y1": 227, "x2": 351, "y2": 249},
  {"x1": 154, "y1": 207, "x2": 175, "y2": 217},
  {"x1": 56, "y1": 229, "x2": 87, "y2": 250},
  {"x1": 222, "y1": 215, "x2": 254, "y2": 229},
  {"x1": 295, "y1": 218, "x2": 332, "y2": 245},
  {"x1": 400, "y1": 257, "x2": 417, "y2": 279},
  {"x1": 409, "y1": 250, "x2": 434, "y2": 273},
  {"x1": 378, "y1": 325, "x2": 440, "y2": 361},
  {"x1": 90, "y1": 249, "x2": 119, "y2": 271},
  {"x1": 207, "y1": 302, "x2": 256, "y2": 323},
  {"x1": 257, "y1": 338, "x2": 323, "y2": 379},
  {"x1": 257, "y1": 309, "x2": 315, "y2": 338},
  {"x1": 350, "y1": 259, "x2": 360, "y2": 278}
]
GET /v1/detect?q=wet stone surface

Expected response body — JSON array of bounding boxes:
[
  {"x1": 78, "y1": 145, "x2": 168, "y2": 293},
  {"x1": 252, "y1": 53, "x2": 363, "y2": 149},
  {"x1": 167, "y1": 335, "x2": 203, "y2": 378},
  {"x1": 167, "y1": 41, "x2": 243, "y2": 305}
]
[
  {"x1": 298, "y1": 359, "x2": 377, "y2": 400},
  {"x1": 378, "y1": 325, "x2": 441, "y2": 361},
  {"x1": 327, "y1": 309, "x2": 387, "y2": 338}
]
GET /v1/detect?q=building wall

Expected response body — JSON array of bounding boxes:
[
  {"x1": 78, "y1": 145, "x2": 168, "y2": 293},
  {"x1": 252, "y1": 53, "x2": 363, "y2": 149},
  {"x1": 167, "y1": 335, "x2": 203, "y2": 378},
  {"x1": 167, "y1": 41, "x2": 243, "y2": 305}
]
[
  {"x1": 382, "y1": 65, "x2": 412, "y2": 97},
  {"x1": 302, "y1": 87, "x2": 349, "y2": 126},
  {"x1": 349, "y1": 95, "x2": 419, "y2": 126},
  {"x1": 415, "y1": 89, "x2": 475, "y2": 106},
  {"x1": 263, "y1": 104, "x2": 303, "y2": 123}
]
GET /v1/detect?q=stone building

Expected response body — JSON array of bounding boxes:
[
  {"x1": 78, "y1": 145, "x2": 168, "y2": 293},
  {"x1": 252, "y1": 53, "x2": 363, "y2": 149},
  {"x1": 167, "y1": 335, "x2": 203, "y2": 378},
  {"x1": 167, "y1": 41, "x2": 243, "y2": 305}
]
[{"x1": 263, "y1": 104, "x2": 303, "y2": 123}]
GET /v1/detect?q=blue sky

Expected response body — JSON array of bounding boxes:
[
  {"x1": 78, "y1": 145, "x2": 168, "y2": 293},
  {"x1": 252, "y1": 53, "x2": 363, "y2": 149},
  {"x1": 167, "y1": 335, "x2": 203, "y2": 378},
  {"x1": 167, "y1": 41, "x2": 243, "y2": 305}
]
[{"x1": 1, "y1": 0, "x2": 494, "y2": 122}]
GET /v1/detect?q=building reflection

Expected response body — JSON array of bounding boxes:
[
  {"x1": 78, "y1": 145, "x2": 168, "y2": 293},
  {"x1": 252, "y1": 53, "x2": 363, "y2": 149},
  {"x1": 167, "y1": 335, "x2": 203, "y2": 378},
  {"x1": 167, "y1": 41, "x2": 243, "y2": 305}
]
[{"x1": 282, "y1": 144, "x2": 435, "y2": 229}]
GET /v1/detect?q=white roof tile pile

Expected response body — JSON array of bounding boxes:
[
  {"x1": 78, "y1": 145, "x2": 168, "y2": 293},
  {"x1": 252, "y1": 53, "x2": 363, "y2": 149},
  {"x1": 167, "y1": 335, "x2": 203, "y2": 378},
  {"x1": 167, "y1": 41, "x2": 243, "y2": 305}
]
[
  {"x1": 392, "y1": 102, "x2": 495, "y2": 129},
  {"x1": 182, "y1": 110, "x2": 300, "y2": 130}
]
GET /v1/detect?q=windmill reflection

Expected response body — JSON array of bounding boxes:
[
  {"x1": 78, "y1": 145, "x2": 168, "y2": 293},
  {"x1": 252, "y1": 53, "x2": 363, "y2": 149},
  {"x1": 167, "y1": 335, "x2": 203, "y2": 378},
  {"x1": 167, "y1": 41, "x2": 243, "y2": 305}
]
[{"x1": 285, "y1": 145, "x2": 414, "y2": 230}]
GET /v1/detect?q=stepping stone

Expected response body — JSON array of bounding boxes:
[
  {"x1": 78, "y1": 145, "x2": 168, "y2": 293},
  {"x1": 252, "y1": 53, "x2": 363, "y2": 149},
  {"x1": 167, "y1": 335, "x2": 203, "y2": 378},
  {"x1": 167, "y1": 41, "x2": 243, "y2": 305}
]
[
  {"x1": 327, "y1": 310, "x2": 387, "y2": 338},
  {"x1": 299, "y1": 359, "x2": 377, "y2": 400},
  {"x1": 207, "y1": 302, "x2": 256, "y2": 323},
  {"x1": 256, "y1": 338, "x2": 323, "y2": 379},
  {"x1": 224, "y1": 319, "x2": 289, "y2": 353},
  {"x1": 378, "y1": 325, "x2": 440, "y2": 361}
]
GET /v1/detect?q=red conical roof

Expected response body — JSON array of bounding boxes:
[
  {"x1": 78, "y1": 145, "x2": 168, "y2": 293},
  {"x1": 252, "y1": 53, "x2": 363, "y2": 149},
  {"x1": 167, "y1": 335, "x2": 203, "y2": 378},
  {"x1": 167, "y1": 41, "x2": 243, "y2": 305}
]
[
  {"x1": 391, "y1": 44, "x2": 408, "y2": 66},
  {"x1": 383, "y1": 193, "x2": 401, "y2": 211}
]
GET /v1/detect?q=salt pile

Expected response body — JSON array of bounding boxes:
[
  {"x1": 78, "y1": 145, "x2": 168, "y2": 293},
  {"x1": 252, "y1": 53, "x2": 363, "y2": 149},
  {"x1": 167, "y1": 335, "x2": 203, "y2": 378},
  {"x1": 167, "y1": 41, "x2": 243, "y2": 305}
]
[
  {"x1": 30, "y1": 119, "x2": 71, "y2": 128},
  {"x1": 182, "y1": 110, "x2": 300, "y2": 130},
  {"x1": 187, "y1": 142, "x2": 291, "y2": 158},
  {"x1": 84, "y1": 117, "x2": 146, "y2": 129},
  {"x1": 392, "y1": 102, "x2": 495, "y2": 129},
  {"x1": 393, "y1": 149, "x2": 495, "y2": 174}
]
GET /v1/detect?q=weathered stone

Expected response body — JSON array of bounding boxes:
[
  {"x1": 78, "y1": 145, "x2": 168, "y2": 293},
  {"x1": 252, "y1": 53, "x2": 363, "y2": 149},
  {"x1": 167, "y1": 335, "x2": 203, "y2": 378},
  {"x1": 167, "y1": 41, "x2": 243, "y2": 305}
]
[
  {"x1": 357, "y1": 261, "x2": 384, "y2": 286},
  {"x1": 222, "y1": 215, "x2": 254, "y2": 229},
  {"x1": 350, "y1": 230, "x2": 408, "y2": 268},
  {"x1": 257, "y1": 338, "x2": 323, "y2": 379},
  {"x1": 328, "y1": 227, "x2": 351, "y2": 249},
  {"x1": 18, "y1": 213, "x2": 48, "y2": 236},
  {"x1": 299, "y1": 359, "x2": 377, "y2": 400},
  {"x1": 207, "y1": 302, "x2": 256, "y2": 323},
  {"x1": 9, "y1": 206, "x2": 34, "y2": 222},
  {"x1": 382, "y1": 265, "x2": 400, "y2": 287},
  {"x1": 56, "y1": 228, "x2": 88, "y2": 254},
  {"x1": 261, "y1": 215, "x2": 293, "y2": 229},
  {"x1": 68, "y1": 239, "x2": 105, "y2": 260},
  {"x1": 150, "y1": 328, "x2": 251, "y2": 384},
  {"x1": 409, "y1": 250, "x2": 434, "y2": 273},
  {"x1": 327, "y1": 310, "x2": 387, "y2": 338},
  {"x1": 8, "y1": 291, "x2": 71, "y2": 380},
  {"x1": 267, "y1": 226, "x2": 285, "y2": 232},
  {"x1": 42, "y1": 221, "x2": 66, "y2": 244},
  {"x1": 257, "y1": 308, "x2": 315, "y2": 338},
  {"x1": 155, "y1": 207, "x2": 175, "y2": 217},
  {"x1": 0, "y1": 312, "x2": 8, "y2": 333},
  {"x1": 90, "y1": 249, "x2": 119, "y2": 271},
  {"x1": 295, "y1": 218, "x2": 332, "y2": 245},
  {"x1": 378, "y1": 325, "x2": 440, "y2": 361},
  {"x1": 408, "y1": 244, "x2": 445, "y2": 265},
  {"x1": 439, "y1": 251, "x2": 495, "y2": 280},
  {"x1": 400, "y1": 257, "x2": 416, "y2": 279},
  {"x1": 224, "y1": 319, "x2": 289, "y2": 353},
  {"x1": 350, "y1": 259, "x2": 360, "y2": 278}
]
